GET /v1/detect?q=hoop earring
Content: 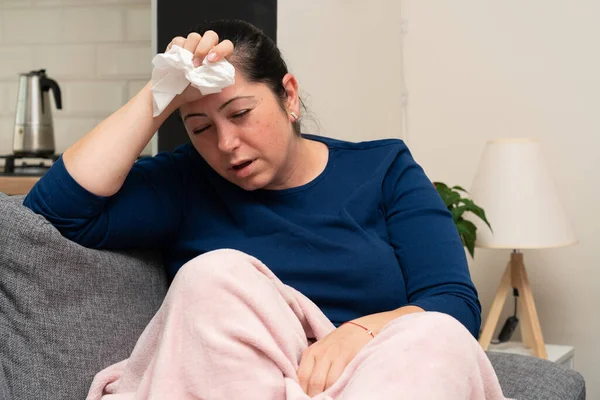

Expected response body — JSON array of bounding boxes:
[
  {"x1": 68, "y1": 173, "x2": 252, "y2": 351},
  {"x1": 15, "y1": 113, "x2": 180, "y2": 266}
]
[{"x1": 289, "y1": 111, "x2": 298, "y2": 121}]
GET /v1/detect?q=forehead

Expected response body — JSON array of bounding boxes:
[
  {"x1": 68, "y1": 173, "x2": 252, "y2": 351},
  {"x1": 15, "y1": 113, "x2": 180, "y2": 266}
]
[{"x1": 180, "y1": 72, "x2": 265, "y2": 113}]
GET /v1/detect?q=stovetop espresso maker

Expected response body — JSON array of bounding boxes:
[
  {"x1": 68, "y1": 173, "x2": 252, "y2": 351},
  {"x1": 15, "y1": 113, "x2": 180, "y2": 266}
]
[{"x1": 13, "y1": 69, "x2": 62, "y2": 157}]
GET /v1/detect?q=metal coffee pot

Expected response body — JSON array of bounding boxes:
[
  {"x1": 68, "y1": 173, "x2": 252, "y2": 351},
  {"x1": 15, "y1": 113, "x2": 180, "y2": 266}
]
[{"x1": 13, "y1": 69, "x2": 62, "y2": 157}]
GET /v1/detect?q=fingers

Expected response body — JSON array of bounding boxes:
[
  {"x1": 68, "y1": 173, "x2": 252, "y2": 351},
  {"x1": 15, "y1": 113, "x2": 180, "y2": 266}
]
[
  {"x1": 298, "y1": 345, "x2": 341, "y2": 397},
  {"x1": 183, "y1": 32, "x2": 202, "y2": 54},
  {"x1": 207, "y1": 39, "x2": 234, "y2": 63},
  {"x1": 193, "y1": 30, "x2": 219, "y2": 66},
  {"x1": 307, "y1": 357, "x2": 332, "y2": 397},
  {"x1": 297, "y1": 351, "x2": 315, "y2": 395},
  {"x1": 324, "y1": 359, "x2": 347, "y2": 391},
  {"x1": 166, "y1": 31, "x2": 234, "y2": 66},
  {"x1": 166, "y1": 36, "x2": 185, "y2": 52}
]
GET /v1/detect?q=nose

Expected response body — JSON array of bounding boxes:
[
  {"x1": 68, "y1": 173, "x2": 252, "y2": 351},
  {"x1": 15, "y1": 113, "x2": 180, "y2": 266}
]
[{"x1": 216, "y1": 127, "x2": 241, "y2": 154}]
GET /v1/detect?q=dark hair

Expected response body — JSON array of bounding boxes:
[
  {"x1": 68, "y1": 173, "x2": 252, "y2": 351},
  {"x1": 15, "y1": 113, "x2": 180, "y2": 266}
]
[{"x1": 192, "y1": 19, "x2": 303, "y2": 135}]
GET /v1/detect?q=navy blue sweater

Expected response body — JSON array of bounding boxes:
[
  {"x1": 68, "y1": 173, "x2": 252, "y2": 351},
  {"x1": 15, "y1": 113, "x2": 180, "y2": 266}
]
[{"x1": 24, "y1": 135, "x2": 481, "y2": 336}]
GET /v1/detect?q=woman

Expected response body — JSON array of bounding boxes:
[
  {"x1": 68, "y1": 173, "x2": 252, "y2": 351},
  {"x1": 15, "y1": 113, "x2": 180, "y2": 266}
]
[{"x1": 24, "y1": 20, "x2": 505, "y2": 400}]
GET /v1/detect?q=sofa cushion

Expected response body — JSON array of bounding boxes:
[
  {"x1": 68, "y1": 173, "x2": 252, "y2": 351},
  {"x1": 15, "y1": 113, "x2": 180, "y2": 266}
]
[
  {"x1": 0, "y1": 361, "x2": 9, "y2": 400},
  {"x1": 1, "y1": 192, "x2": 588, "y2": 400},
  {"x1": 0, "y1": 193, "x2": 169, "y2": 400},
  {"x1": 487, "y1": 351, "x2": 586, "y2": 400}
]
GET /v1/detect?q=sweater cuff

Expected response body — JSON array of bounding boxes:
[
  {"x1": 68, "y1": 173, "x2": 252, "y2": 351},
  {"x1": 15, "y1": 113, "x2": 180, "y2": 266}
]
[{"x1": 408, "y1": 296, "x2": 479, "y2": 337}]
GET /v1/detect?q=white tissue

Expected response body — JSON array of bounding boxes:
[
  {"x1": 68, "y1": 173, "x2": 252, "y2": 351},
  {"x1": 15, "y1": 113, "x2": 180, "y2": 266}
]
[{"x1": 151, "y1": 45, "x2": 235, "y2": 116}]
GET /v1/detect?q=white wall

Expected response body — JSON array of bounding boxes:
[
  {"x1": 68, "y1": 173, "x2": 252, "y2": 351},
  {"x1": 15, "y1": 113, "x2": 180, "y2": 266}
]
[
  {"x1": 0, "y1": 0, "x2": 152, "y2": 156},
  {"x1": 277, "y1": 0, "x2": 406, "y2": 142},
  {"x1": 403, "y1": 0, "x2": 600, "y2": 396},
  {"x1": 1, "y1": 0, "x2": 402, "y2": 156}
]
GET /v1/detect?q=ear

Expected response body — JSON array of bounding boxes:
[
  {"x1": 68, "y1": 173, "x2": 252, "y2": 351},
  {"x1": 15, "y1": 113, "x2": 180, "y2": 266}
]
[{"x1": 282, "y1": 73, "x2": 300, "y2": 120}]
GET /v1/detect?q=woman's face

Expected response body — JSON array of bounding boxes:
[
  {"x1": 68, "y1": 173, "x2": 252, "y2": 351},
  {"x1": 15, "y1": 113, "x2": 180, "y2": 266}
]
[{"x1": 180, "y1": 72, "x2": 300, "y2": 191}]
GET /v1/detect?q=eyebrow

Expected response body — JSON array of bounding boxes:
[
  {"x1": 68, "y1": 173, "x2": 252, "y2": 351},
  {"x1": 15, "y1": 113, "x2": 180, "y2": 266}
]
[{"x1": 182, "y1": 96, "x2": 255, "y2": 121}]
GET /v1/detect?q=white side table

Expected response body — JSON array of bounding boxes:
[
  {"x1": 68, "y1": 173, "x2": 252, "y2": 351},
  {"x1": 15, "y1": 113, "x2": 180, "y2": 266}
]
[{"x1": 488, "y1": 341, "x2": 575, "y2": 369}]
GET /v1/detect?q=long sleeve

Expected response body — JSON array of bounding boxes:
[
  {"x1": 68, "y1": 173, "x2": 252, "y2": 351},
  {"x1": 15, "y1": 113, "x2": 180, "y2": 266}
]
[
  {"x1": 382, "y1": 143, "x2": 482, "y2": 337},
  {"x1": 23, "y1": 147, "x2": 190, "y2": 250}
]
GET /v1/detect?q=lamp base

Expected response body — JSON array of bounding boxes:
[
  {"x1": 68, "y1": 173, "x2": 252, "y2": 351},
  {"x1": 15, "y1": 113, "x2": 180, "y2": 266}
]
[{"x1": 478, "y1": 252, "x2": 547, "y2": 359}]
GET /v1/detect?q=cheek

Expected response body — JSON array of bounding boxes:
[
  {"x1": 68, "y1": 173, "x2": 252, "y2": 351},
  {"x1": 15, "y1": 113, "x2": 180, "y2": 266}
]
[
  {"x1": 190, "y1": 135, "x2": 221, "y2": 167},
  {"x1": 249, "y1": 110, "x2": 288, "y2": 155}
]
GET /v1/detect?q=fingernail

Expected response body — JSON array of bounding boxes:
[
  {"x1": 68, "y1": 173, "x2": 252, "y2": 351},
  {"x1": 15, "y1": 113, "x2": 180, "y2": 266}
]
[
  {"x1": 192, "y1": 57, "x2": 201, "y2": 67},
  {"x1": 207, "y1": 52, "x2": 218, "y2": 62}
]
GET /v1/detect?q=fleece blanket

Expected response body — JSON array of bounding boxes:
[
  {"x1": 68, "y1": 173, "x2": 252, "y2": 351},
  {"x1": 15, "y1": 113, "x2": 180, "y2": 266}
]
[{"x1": 87, "y1": 249, "x2": 508, "y2": 400}]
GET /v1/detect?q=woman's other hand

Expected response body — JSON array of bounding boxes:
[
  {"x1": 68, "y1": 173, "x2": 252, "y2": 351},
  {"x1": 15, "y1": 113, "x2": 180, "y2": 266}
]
[
  {"x1": 297, "y1": 307, "x2": 424, "y2": 397},
  {"x1": 166, "y1": 31, "x2": 235, "y2": 106},
  {"x1": 296, "y1": 322, "x2": 374, "y2": 397}
]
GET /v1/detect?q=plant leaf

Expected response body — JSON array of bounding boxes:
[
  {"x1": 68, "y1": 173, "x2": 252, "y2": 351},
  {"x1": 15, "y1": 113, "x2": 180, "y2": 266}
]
[
  {"x1": 451, "y1": 206, "x2": 468, "y2": 222},
  {"x1": 461, "y1": 199, "x2": 492, "y2": 231},
  {"x1": 435, "y1": 181, "x2": 492, "y2": 258},
  {"x1": 456, "y1": 219, "x2": 477, "y2": 238},
  {"x1": 435, "y1": 184, "x2": 451, "y2": 197},
  {"x1": 458, "y1": 218, "x2": 477, "y2": 231},
  {"x1": 456, "y1": 219, "x2": 477, "y2": 258},
  {"x1": 434, "y1": 184, "x2": 455, "y2": 209},
  {"x1": 463, "y1": 233, "x2": 476, "y2": 258},
  {"x1": 444, "y1": 192, "x2": 461, "y2": 208}
]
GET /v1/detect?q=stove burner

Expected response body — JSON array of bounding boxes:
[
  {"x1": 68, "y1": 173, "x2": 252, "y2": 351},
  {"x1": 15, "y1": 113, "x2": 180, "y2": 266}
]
[{"x1": 1, "y1": 154, "x2": 59, "y2": 176}]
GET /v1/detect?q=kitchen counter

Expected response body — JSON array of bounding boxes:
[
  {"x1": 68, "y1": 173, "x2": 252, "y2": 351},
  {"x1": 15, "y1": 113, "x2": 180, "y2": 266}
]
[
  {"x1": 0, "y1": 175, "x2": 40, "y2": 195},
  {"x1": 0, "y1": 154, "x2": 52, "y2": 195}
]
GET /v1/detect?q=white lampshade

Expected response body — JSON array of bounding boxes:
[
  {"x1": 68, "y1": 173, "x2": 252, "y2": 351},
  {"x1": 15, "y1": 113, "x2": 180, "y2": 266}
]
[{"x1": 470, "y1": 138, "x2": 577, "y2": 249}]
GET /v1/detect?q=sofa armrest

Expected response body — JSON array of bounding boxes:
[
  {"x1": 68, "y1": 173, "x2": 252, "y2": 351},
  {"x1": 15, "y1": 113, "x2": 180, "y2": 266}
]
[
  {"x1": 0, "y1": 194, "x2": 169, "y2": 400},
  {"x1": 487, "y1": 351, "x2": 585, "y2": 400}
]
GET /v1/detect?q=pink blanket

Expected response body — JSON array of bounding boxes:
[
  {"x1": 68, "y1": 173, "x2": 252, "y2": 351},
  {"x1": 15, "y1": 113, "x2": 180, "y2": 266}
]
[{"x1": 87, "y1": 249, "x2": 508, "y2": 399}]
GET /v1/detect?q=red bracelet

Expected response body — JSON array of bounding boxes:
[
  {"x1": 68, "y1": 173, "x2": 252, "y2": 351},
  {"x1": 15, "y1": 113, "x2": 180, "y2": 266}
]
[{"x1": 342, "y1": 321, "x2": 375, "y2": 338}]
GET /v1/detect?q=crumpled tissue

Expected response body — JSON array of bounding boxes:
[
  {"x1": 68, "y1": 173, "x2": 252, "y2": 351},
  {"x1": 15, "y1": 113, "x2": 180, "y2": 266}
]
[{"x1": 151, "y1": 45, "x2": 235, "y2": 117}]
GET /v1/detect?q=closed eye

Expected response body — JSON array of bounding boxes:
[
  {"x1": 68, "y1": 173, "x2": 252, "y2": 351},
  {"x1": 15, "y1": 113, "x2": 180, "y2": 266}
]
[
  {"x1": 192, "y1": 110, "x2": 250, "y2": 134},
  {"x1": 192, "y1": 125, "x2": 211, "y2": 135},
  {"x1": 231, "y1": 109, "x2": 250, "y2": 119}
]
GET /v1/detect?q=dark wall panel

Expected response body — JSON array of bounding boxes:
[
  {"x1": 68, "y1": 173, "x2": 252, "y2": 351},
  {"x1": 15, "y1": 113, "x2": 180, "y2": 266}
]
[{"x1": 156, "y1": 0, "x2": 277, "y2": 152}]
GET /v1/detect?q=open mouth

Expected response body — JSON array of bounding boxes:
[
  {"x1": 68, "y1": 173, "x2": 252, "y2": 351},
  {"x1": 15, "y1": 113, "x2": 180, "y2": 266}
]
[
  {"x1": 229, "y1": 159, "x2": 256, "y2": 178},
  {"x1": 232, "y1": 160, "x2": 253, "y2": 171}
]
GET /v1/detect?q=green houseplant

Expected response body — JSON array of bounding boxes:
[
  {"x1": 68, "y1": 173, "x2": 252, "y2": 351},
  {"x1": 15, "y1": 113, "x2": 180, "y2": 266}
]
[{"x1": 433, "y1": 182, "x2": 492, "y2": 258}]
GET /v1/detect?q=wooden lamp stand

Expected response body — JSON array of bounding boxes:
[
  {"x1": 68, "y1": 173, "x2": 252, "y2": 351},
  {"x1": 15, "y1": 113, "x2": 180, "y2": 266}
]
[{"x1": 478, "y1": 250, "x2": 548, "y2": 359}]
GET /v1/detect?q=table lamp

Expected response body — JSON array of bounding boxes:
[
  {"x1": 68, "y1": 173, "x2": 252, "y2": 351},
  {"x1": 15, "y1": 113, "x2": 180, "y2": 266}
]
[{"x1": 470, "y1": 138, "x2": 577, "y2": 359}]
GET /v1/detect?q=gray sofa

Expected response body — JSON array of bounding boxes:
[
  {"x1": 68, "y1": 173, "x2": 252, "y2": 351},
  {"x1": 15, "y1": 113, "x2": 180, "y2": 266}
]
[{"x1": 0, "y1": 193, "x2": 586, "y2": 399}]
